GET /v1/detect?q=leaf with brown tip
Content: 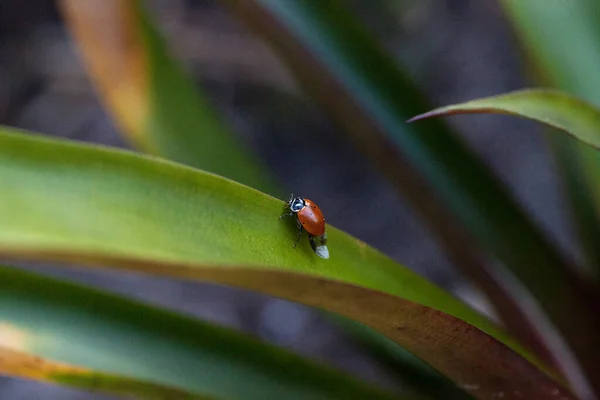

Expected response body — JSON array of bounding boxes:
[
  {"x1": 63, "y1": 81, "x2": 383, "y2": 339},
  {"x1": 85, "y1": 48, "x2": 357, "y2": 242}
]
[
  {"x1": 59, "y1": 0, "x2": 277, "y2": 194},
  {"x1": 0, "y1": 263, "x2": 402, "y2": 400},
  {"x1": 0, "y1": 346, "x2": 211, "y2": 399}
]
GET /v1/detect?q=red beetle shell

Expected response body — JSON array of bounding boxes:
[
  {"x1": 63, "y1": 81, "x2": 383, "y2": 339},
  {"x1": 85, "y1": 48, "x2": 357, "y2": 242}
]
[{"x1": 296, "y1": 198, "x2": 326, "y2": 236}]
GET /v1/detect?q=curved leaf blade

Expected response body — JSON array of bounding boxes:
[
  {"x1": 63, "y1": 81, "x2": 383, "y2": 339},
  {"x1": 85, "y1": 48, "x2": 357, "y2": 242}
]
[
  {"x1": 0, "y1": 345, "x2": 210, "y2": 399},
  {"x1": 409, "y1": 89, "x2": 600, "y2": 150},
  {"x1": 58, "y1": 1, "x2": 451, "y2": 394},
  {"x1": 409, "y1": 86, "x2": 600, "y2": 299},
  {"x1": 0, "y1": 127, "x2": 573, "y2": 399},
  {"x1": 58, "y1": 0, "x2": 277, "y2": 194},
  {"x1": 212, "y1": 0, "x2": 600, "y2": 388},
  {"x1": 408, "y1": 87, "x2": 600, "y2": 395},
  {"x1": 500, "y1": 0, "x2": 600, "y2": 278},
  {"x1": 329, "y1": 316, "x2": 473, "y2": 400},
  {"x1": 0, "y1": 264, "x2": 400, "y2": 400}
]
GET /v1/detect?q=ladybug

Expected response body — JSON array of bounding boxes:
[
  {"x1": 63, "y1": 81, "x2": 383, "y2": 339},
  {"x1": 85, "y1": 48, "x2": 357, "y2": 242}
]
[{"x1": 280, "y1": 194, "x2": 329, "y2": 259}]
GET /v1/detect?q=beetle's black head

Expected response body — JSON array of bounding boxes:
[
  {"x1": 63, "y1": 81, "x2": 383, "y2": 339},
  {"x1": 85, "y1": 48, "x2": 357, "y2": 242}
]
[{"x1": 288, "y1": 196, "x2": 305, "y2": 213}]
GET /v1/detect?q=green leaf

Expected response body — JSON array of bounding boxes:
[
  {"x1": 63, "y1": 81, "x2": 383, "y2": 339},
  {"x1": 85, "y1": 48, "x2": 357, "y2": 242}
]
[
  {"x1": 409, "y1": 89, "x2": 600, "y2": 396},
  {"x1": 499, "y1": 0, "x2": 600, "y2": 277},
  {"x1": 0, "y1": 264, "x2": 399, "y2": 400},
  {"x1": 500, "y1": 0, "x2": 600, "y2": 100},
  {"x1": 546, "y1": 133, "x2": 600, "y2": 276},
  {"x1": 408, "y1": 88, "x2": 600, "y2": 283},
  {"x1": 331, "y1": 317, "x2": 472, "y2": 400},
  {"x1": 60, "y1": 1, "x2": 453, "y2": 395},
  {"x1": 59, "y1": 0, "x2": 278, "y2": 195},
  {"x1": 0, "y1": 126, "x2": 573, "y2": 400},
  {"x1": 408, "y1": 88, "x2": 600, "y2": 396},
  {"x1": 0, "y1": 344, "x2": 210, "y2": 399},
  {"x1": 213, "y1": 0, "x2": 563, "y2": 372},
  {"x1": 213, "y1": 0, "x2": 600, "y2": 390},
  {"x1": 408, "y1": 89, "x2": 600, "y2": 150}
]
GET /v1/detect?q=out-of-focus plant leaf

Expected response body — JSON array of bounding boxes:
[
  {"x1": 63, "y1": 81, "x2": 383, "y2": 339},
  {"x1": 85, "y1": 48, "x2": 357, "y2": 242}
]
[
  {"x1": 408, "y1": 86, "x2": 600, "y2": 283},
  {"x1": 546, "y1": 132, "x2": 600, "y2": 275},
  {"x1": 0, "y1": 264, "x2": 403, "y2": 400},
  {"x1": 500, "y1": 0, "x2": 600, "y2": 100},
  {"x1": 0, "y1": 345, "x2": 211, "y2": 400},
  {"x1": 0, "y1": 127, "x2": 575, "y2": 400},
  {"x1": 409, "y1": 91, "x2": 600, "y2": 390},
  {"x1": 499, "y1": 0, "x2": 600, "y2": 277},
  {"x1": 332, "y1": 317, "x2": 473, "y2": 400},
  {"x1": 213, "y1": 0, "x2": 600, "y2": 391},
  {"x1": 58, "y1": 0, "x2": 277, "y2": 195},
  {"x1": 408, "y1": 89, "x2": 600, "y2": 150}
]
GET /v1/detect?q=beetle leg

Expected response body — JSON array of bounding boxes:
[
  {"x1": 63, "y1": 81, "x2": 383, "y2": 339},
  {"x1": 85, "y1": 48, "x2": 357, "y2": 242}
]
[
  {"x1": 293, "y1": 228, "x2": 303, "y2": 248},
  {"x1": 293, "y1": 220, "x2": 303, "y2": 248},
  {"x1": 279, "y1": 212, "x2": 293, "y2": 221},
  {"x1": 308, "y1": 235, "x2": 317, "y2": 252},
  {"x1": 317, "y1": 232, "x2": 327, "y2": 246},
  {"x1": 310, "y1": 233, "x2": 327, "y2": 249}
]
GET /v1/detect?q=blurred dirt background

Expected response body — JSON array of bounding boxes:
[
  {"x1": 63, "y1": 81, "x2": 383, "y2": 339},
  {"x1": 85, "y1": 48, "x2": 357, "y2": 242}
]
[{"x1": 0, "y1": 0, "x2": 578, "y2": 398}]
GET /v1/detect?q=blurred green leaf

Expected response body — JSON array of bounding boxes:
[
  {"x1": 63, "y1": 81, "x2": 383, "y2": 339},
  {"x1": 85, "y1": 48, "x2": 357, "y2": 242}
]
[
  {"x1": 0, "y1": 264, "x2": 400, "y2": 400},
  {"x1": 546, "y1": 132, "x2": 600, "y2": 275},
  {"x1": 500, "y1": 0, "x2": 600, "y2": 99},
  {"x1": 0, "y1": 344, "x2": 210, "y2": 399},
  {"x1": 499, "y1": 0, "x2": 600, "y2": 277},
  {"x1": 409, "y1": 89, "x2": 600, "y2": 150},
  {"x1": 332, "y1": 317, "x2": 472, "y2": 400},
  {"x1": 0, "y1": 127, "x2": 573, "y2": 400},
  {"x1": 497, "y1": 5, "x2": 600, "y2": 395},
  {"x1": 410, "y1": 84, "x2": 600, "y2": 289},
  {"x1": 59, "y1": 0, "x2": 277, "y2": 195},
  {"x1": 213, "y1": 0, "x2": 600, "y2": 389}
]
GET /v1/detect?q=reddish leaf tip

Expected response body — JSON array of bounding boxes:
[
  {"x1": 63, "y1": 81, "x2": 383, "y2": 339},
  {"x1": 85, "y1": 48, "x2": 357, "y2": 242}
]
[{"x1": 407, "y1": 110, "x2": 440, "y2": 123}]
